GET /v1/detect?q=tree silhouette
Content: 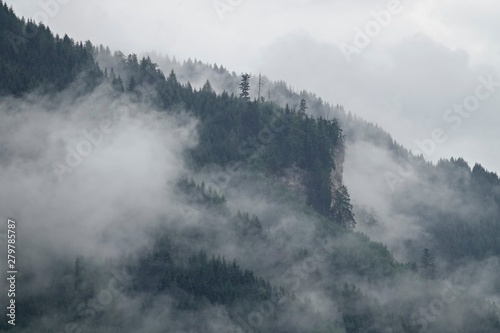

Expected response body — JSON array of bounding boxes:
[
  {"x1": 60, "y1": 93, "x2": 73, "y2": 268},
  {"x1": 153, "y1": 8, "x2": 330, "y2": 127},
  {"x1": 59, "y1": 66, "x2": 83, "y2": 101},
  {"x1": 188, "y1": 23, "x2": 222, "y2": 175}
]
[
  {"x1": 332, "y1": 185, "x2": 356, "y2": 229},
  {"x1": 299, "y1": 98, "x2": 308, "y2": 118},
  {"x1": 420, "y1": 248, "x2": 436, "y2": 280},
  {"x1": 239, "y1": 73, "x2": 250, "y2": 101}
]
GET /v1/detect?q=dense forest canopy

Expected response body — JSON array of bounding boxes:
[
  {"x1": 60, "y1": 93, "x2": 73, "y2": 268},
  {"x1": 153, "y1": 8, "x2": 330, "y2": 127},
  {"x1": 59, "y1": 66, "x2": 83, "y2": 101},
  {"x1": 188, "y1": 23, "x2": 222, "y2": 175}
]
[{"x1": 0, "y1": 2, "x2": 499, "y2": 332}]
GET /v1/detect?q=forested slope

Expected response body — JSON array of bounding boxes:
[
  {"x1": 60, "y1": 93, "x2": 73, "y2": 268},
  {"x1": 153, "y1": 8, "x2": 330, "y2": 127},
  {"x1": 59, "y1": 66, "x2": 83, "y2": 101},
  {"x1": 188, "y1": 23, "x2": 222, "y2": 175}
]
[{"x1": 0, "y1": 2, "x2": 499, "y2": 332}]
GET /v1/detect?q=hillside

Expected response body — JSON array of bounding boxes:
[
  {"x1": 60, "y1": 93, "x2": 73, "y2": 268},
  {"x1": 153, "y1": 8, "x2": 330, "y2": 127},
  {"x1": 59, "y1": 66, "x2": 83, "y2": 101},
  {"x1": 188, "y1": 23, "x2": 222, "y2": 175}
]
[{"x1": 0, "y1": 2, "x2": 499, "y2": 332}]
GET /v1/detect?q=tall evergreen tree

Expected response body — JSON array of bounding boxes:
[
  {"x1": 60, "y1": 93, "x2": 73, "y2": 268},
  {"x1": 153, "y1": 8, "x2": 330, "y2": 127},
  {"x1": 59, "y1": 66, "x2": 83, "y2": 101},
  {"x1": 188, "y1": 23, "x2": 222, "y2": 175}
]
[
  {"x1": 127, "y1": 76, "x2": 137, "y2": 91},
  {"x1": 420, "y1": 248, "x2": 436, "y2": 280},
  {"x1": 239, "y1": 73, "x2": 250, "y2": 101},
  {"x1": 74, "y1": 256, "x2": 83, "y2": 290},
  {"x1": 299, "y1": 98, "x2": 308, "y2": 118},
  {"x1": 332, "y1": 185, "x2": 356, "y2": 229}
]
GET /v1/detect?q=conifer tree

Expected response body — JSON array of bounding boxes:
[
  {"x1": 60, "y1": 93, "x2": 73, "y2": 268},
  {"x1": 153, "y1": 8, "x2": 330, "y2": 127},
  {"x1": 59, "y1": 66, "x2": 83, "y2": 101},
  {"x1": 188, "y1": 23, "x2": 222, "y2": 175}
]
[
  {"x1": 420, "y1": 248, "x2": 436, "y2": 280},
  {"x1": 299, "y1": 98, "x2": 308, "y2": 118},
  {"x1": 332, "y1": 185, "x2": 356, "y2": 228},
  {"x1": 239, "y1": 73, "x2": 250, "y2": 101}
]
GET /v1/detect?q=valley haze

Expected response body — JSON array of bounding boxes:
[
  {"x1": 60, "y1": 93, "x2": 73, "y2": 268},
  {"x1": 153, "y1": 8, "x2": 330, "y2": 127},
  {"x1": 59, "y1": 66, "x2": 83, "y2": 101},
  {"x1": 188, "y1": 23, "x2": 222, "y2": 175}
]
[{"x1": 1, "y1": 1, "x2": 499, "y2": 333}]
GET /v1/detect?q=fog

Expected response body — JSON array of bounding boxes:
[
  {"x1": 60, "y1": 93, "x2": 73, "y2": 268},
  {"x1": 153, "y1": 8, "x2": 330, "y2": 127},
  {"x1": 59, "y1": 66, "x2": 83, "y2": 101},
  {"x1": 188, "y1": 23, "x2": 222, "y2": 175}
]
[
  {"x1": 0, "y1": 82, "x2": 343, "y2": 331},
  {"x1": 2, "y1": 78, "x2": 496, "y2": 332},
  {"x1": 9, "y1": 0, "x2": 500, "y2": 173},
  {"x1": 1, "y1": 1, "x2": 500, "y2": 331},
  {"x1": 0, "y1": 85, "x2": 199, "y2": 269}
]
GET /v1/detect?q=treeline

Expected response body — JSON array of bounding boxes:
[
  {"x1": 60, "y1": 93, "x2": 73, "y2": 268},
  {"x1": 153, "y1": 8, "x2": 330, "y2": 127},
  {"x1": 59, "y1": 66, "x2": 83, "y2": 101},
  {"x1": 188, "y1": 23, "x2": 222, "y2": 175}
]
[
  {"x1": 87, "y1": 46, "x2": 350, "y2": 225},
  {"x1": 395, "y1": 157, "x2": 500, "y2": 264},
  {"x1": 431, "y1": 159, "x2": 500, "y2": 262},
  {"x1": 1, "y1": 1, "x2": 352, "y2": 224},
  {"x1": 0, "y1": 1, "x2": 102, "y2": 95},
  {"x1": 133, "y1": 235, "x2": 271, "y2": 306},
  {"x1": 178, "y1": 178, "x2": 227, "y2": 208}
]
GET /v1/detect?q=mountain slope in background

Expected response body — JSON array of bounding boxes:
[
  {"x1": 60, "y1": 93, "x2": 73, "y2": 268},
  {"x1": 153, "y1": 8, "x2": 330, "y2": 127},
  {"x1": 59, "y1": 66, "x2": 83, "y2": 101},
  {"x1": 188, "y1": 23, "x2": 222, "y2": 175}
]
[
  {"x1": 146, "y1": 51, "x2": 500, "y2": 266},
  {"x1": 0, "y1": 2, "x2": 499, "y2": 332}
]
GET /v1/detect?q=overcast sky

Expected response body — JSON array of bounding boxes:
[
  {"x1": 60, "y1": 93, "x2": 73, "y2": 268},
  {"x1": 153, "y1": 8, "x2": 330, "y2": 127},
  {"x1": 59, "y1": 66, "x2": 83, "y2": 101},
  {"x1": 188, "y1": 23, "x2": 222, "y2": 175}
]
[{"x1": 10, "y1": 0, "x2": 500, "y2": 173}]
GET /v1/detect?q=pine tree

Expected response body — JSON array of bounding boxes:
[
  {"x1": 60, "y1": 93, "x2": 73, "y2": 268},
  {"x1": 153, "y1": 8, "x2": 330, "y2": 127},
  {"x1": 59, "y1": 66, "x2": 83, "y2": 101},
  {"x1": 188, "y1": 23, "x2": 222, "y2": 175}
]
[
  {"x1": 202, "y1": 80, "x2": 214, "y2": 94},
  {"x1": 332, "y1": 185, "x2": 355, "y2": 228},
  {"x1": 239, "y1": 73, "x2": 250, "y2": 101},
  {"x1": 112, "y1": 75, "x2": 125, "y2": 92},
  {"x1": 299, "y1": 99, "x2": 307, "y2": 118},
  {"x1": 420, "y1": 248, "x2": 436, "y2": 280},
  {"x1": 127, "y1": 76, "x2": 136, "y2": 91},
  {"x1": 74, "y1": 256, "x2": 83, "y2": 290}
]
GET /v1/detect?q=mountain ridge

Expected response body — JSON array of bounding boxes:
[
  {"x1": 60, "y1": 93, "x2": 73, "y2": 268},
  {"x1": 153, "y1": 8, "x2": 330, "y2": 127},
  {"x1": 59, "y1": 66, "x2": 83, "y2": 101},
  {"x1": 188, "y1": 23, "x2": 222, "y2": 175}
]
[{"x1": 1, "y1": 2, "x2": 499, "y2": 332}]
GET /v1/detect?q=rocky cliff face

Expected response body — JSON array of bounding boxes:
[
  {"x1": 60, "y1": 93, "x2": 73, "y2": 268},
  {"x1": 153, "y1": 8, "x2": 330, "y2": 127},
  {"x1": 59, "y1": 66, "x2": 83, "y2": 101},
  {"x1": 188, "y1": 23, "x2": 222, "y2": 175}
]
[
  {"x1": 331, "y1": 140, "x2": 345, "y2": 192},
  {"x1": 276, "y1": 138, "x2": 346, "y2": 206},
  {"x1": 276, "y1": 165, "x2": 307, "y2": 194}
]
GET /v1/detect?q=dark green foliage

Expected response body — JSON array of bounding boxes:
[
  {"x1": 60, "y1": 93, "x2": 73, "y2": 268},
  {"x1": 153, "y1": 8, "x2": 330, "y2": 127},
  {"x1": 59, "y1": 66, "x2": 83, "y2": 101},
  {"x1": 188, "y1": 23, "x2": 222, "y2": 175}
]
[
  {"x1": 398, "y1": 157, "x2": 500, "y2": 263},
  {"x1": 2, "y1": 5, "x2": 499, "y2": 332},
  {"x1": 340, "y1": 284, "x2": 378, "y2": 333},
  {"x1": 177, "y1": 252, "x2": 271, "y2": 305},
  {"x1": 239, "y1": 73, "x2": 250, "y2": 101},
  {"x1": 471, "y1": 163, "x2": 500, "y2": 201},
  {"x1": 132, "y1": 235, "x2": 271, "y2": 306},
  {"x1": 232, "y1": 211, "x2": 263, "y2": 237},
  {"x1": 111, "y1": 74, "x2": 124, "y2": 92},
  {"x1": 178, "y1": 178, "x2": 226, "y2": 207},
  {"x1": 420, "y1": 248, "x2": 436, "y2": 280},
  {"x1": 140, "y1": 69, "x2": 345, "y2": 220},
  {"x1": 327, "y1": 233, "x2": 399, "y2": 280},
  {"x1": 431, "y1": 218, "x2": 500, "y2": 262},
  {"x1": 306, "y1": 160, "x2": 333, "y2": 214},
  {"x1": 73, "y1": 44, "x2": 348, "y2": 222},
  {"x1": 74, "y1": 255, "x2": 83, "y2": 290},
  {"x1": 298, "y1": 98, "x2": 307, "y2": 118},
  {"x1": 0, "y1": 3, "x2": 103, "y2": 95},
  {"x1": 332, "y1": 185, "x2": 355, "y2": 228},
  {"x1": 337, "y1": 283, "x2": 406, "y2": 333},
  {"x1": 127, "y1": 75, "x2": 136, "y2": 91}
]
